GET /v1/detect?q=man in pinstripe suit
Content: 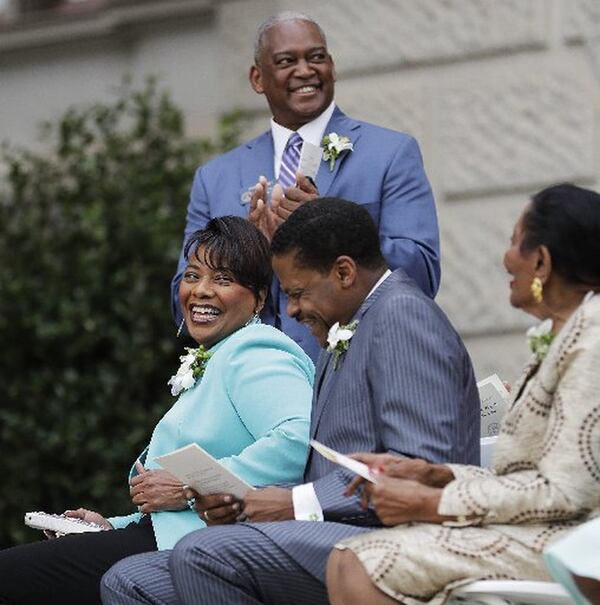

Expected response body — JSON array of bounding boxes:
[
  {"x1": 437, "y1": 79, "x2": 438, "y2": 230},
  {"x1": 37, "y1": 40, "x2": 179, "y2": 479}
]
[{"x1": 101, "y1": 199, "x2": 480, "y2": 604}]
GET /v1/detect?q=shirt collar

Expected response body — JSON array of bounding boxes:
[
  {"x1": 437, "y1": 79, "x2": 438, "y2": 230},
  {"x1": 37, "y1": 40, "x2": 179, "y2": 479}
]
[
  {"x1": 366, "y1": 269, "x2": 392, "y2": 300},
  {"x1": 271, "y1": 101, "x2": 336, "y2": 177}
]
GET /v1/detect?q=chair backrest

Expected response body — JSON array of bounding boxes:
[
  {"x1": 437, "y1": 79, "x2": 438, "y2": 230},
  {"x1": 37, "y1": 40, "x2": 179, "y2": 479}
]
[
  {"x1": 449, "y1": 579, "x2": 572, "y2": 605},
  {"x1": 480, "y1": 436, "x2": 499, "y2": 469}
]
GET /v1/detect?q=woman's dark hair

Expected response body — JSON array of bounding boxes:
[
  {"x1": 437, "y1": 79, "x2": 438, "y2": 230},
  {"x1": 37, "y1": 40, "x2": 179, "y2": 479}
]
[
  {"x1": 521, "y1": 183, "x2": 600, "y2": 286},
  {"x1": 183, "y1": 216, "x2": 272, "y2": 302},
  {"x1": 271, "y1": 197, "x2": 385, "y2": 273}
]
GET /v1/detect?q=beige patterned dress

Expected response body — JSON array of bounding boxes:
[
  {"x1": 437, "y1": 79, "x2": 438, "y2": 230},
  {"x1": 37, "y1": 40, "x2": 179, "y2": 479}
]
[{"x1": 338, "y1": 296, "x2": 600, "y2": 604}]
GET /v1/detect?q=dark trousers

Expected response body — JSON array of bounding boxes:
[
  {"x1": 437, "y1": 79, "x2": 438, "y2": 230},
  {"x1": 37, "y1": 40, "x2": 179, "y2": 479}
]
[{"x1": 0, "y1": 517, "x2": 156, "y2": 605}]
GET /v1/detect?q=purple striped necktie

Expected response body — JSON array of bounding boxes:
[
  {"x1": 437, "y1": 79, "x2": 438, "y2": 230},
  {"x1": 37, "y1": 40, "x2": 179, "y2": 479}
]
[{"x1": 278, "y1": 132, "x2": 303, "y2": 189}]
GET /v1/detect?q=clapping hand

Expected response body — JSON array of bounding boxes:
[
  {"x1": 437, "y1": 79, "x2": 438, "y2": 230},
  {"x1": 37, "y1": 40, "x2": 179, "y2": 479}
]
[
  {"x1": 272, "y1": 172, "x2": 319, "y2": 221},
  {"x1": 248, "y1": 176, "x2": 283, "y2": 242},
  {"x1": 248, "y1": 173, "x2": 319, "y2": 240}
]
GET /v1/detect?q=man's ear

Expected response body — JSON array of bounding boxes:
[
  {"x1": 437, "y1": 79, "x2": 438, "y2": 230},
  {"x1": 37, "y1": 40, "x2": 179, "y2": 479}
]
[
  {"x1": 534, "y1": 245, "x2": 553, "y2": 283},
  {"x1": 330, "y1": 56, "x2": 337, "y2": 82},
  {"x1": 333, "y1": 256, "x2": 357, "y2": 288},
  {"x1": 249, "y1": 65, "x2": 264, "y2": 95}
]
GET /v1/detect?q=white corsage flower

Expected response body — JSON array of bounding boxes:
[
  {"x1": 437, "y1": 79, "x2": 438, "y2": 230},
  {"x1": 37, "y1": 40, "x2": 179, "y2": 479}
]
[
  {"x1": 526, "y1": 318, "x2": 554, "y2": 362},
  {"x1": 322, "y1": 132, "x2": 353, "y2": 171},
  {"x1": 167, "y1": 346, "x2": 212, "y2": 397},
  {"x1": 327, "y1": 320, "x2": 359, "y2": 369}
]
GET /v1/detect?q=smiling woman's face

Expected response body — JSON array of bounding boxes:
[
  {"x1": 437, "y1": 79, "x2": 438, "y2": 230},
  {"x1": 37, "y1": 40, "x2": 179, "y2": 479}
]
[{"x1": 179, "y1": 247, "x2": 257, "y2": 349}]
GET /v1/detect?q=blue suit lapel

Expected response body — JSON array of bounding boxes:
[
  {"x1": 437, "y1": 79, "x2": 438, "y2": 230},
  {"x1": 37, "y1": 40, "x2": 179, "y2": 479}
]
[
  {"x1": 239, "y1": 131, "x2": 275, "y2": 207},
  {"x1": 316, "y1": 107, "x2": 362, "y2": 197}
]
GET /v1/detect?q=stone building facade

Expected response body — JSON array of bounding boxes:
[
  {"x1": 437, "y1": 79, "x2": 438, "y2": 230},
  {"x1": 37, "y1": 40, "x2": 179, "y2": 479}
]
[{"x1": 2, "y1": 0, "x2": 600, "y2": 381}]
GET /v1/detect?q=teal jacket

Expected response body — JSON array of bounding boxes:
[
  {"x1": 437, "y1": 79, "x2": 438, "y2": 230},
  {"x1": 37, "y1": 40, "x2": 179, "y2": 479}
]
[{"x1": 109, "y1": 322, "x2": 314, "y2": 549}]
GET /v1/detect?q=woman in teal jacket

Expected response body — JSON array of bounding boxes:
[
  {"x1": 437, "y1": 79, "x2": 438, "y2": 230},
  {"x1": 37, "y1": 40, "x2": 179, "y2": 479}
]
[{"x1": 0, "y1": 217, "x2": 314, "y2": 605}]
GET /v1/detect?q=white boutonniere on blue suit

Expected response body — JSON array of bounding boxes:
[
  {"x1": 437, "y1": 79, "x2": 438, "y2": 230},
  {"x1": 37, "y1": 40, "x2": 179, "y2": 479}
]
[
  {"x1": 322, "y1": 132, "x2": 353, "y2": 171},
  {"x1": 167, "y1": 345, "x2": 212, "y2": 396},
  {"x1": 327, "y1": 320, "x2": 359, "y2": 369}
]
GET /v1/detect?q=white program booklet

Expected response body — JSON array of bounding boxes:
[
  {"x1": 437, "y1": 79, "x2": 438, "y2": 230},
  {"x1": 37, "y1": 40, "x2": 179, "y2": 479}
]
[
  {"x1": 155, "y1": 443, "x2": 254, "y2": 499},
  {"x1": 477, "y1": 373, "x2": 510, "y2": 437},
  {"x1": 310, "y1": 440, "x2": 377, "y2": 483}
]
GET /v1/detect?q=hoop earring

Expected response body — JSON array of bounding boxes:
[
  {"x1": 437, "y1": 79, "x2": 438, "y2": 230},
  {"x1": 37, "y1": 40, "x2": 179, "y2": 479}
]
[
  {"x1": 244, "y1": 313, "x2": 260, "y2": 327},
  {"x1": 530, "y1": 277, "x2": 543, "y2": 304},
  {"x1": 176, "y1": 318, "x2": 185, "y2": 338}
]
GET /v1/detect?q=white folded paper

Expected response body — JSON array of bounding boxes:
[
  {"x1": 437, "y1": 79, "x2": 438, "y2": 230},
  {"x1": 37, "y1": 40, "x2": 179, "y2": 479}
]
[
  {"x1": 155, "y1": 443, "x2": 254, "y2": 499},
  {"x1": 310, "y1": 440, "x2": 377, "y2": 483},
  {"x1": 477, "y1": 373, "x2": 510, "y2": 438},
  {"x1": 298, "y1": 141, "x2": 322, "y2": 180}
]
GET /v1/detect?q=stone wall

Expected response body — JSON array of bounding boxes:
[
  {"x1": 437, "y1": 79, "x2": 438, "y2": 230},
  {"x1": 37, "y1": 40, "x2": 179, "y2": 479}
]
[
  {"x1": 2, "y1": 0, "x2": 599, "y2": 381},
  {"x1": 218, "y1": 0, "x2": 600, "y2": 382}
]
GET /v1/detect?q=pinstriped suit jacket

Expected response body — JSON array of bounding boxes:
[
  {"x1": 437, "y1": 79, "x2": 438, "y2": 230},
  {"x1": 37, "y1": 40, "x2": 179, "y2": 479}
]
[{"x1": 251, "y1": 268, "x2": 480, "y2": 579}]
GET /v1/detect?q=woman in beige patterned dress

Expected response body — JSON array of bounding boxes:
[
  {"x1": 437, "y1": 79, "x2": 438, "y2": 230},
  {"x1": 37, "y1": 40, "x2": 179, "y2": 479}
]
[{"x1": 326, "y1": 183, "x2": 600, "y2": 605}]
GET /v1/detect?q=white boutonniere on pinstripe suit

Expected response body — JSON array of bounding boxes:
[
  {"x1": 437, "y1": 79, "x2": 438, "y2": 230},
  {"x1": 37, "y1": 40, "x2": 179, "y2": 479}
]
[
  {"x1": 322, "y1": 132, "x2": 353, "y2": 171},
  {"x1": 327, "y1": 320, "x2": 359, "y2": 369}
]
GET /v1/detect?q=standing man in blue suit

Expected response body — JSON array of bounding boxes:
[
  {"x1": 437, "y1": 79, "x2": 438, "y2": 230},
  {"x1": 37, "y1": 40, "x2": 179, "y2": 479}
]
[
  {"x1": 171, "y1": 12, "x2": 440, "y2": 361},
  {"x1": 102, "y1": 199, "x2": 479, "y2": 605}
]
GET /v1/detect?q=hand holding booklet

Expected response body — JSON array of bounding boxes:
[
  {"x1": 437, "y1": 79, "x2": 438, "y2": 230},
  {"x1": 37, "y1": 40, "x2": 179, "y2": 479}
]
[
  {"x1": 155, "y1": 443, "x2": 254, "y2": 499},
  {"x1": 310, "y1": 440, "x2": 378, "y2": 483}
]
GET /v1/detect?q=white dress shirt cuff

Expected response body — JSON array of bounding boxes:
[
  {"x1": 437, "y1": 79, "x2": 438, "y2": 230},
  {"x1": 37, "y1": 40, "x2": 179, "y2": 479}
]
[{"x1": 292, "y1": 483, "x2": 324, "y2": 521}]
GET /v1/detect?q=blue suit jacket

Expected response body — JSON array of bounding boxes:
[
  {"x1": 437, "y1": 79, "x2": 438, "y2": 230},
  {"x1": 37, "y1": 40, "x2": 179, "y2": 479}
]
[
  {"x1": 108, "y1": 323, "x2": 314, "y2": 550},
  {"x1": 242, "y1": 269, "x2": 480, "y2": 579},
  {"x1": 171, "y1": 107, "x2": 440, "y2": 361}
]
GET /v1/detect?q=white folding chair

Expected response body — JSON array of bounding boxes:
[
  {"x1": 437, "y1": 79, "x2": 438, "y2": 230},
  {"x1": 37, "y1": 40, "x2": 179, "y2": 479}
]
[
  {"x1": 448, "y1": 579, "x2": 573, "y2": 604},
  {"x1": 449, "y1": 444, "x2": 574, "y2": 604},
  {"x1": 480, "y1": 436, "x2": 499, "y2": 469}
]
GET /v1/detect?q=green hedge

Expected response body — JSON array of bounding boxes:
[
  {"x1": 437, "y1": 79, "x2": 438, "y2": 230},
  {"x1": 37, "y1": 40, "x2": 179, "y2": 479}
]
[{"x1": 0, "y1": 79, "x2": 248, "y2": 547}]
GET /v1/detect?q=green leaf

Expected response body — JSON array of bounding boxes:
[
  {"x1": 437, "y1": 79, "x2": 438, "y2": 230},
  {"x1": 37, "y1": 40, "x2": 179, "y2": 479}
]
[{"x1": 0, "y1": 77, "x2": 248, "y2": 548}]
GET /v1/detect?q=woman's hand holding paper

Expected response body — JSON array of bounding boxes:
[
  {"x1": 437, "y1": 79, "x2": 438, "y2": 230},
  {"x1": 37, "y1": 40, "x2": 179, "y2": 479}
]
[{"x1": 129, "y1": 463, "x2": 188, "y2": 513}]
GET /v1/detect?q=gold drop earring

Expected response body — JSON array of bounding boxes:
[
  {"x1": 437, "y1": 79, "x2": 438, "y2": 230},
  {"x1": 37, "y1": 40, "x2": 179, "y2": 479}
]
[{"x1": 530, "y1": 277, "x2": 543, "y2": 304}]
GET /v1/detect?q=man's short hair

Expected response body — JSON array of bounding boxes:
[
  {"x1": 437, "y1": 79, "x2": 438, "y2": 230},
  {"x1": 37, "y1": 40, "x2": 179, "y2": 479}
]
[
  {"x1": 254, "y1": 12, "x2": 327, "y2": 64},
  {"x1": 271, "y1": 198, "x2": 386, "y2": 273}
]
